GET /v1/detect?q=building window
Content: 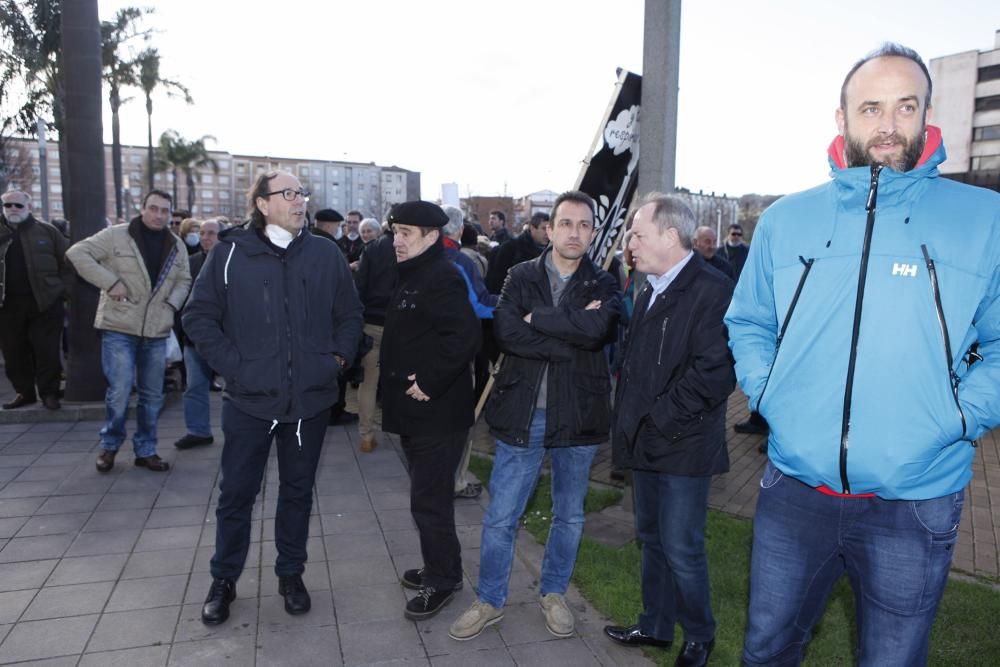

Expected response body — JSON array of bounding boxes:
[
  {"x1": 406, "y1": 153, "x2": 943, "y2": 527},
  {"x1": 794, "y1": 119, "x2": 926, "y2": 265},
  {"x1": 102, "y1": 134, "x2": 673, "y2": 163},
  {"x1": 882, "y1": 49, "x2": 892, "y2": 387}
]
[
  {"x1": 219, "y1": 175, "x2": 230, "y2": 186},
  {"x1": 202, "y1": 174, "x2": 214, "y2": 184},
  {"x1": 979, "y1": 64, "x2": 1000, "y2": 83},
  {"x1": 975, "y1": 95, "x2": 1000, "y2": 113},
  {"x1": 203, "y1": 190, "x2": 215, "y2": 199},
  {"x1": 974, "y1": 125, "x2": 1000, "y2": 141},
  {"x1": 971, "y1": 155, "x2": 1000, "y2": 170},
  {"x1": 217, "y1": 159, "x2": 230, "y2": 169}
]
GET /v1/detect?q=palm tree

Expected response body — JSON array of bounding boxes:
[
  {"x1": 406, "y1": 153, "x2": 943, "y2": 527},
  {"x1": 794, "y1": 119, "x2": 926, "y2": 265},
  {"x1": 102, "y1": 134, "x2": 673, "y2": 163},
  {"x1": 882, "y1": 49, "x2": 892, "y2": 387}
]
[
  {"x1": 102, "y1": 6, "x2": 152, "y2": 220},
  {"x1": 0, "y1": 0, "x2": 67, "y2": 209},
  {"x1": 137, "y1": 48, "x2": 192, "y2": 191},
  {"x1": 154, "y1": 130, "x2": 218, "y2": 212},
  {"x1": 60, "y1": 0, "x2": 107, "y2": 400}
]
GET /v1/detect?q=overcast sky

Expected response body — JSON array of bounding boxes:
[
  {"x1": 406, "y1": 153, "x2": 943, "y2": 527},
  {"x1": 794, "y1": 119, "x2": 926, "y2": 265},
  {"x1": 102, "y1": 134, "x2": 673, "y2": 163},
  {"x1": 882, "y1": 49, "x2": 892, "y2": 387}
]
[{"x1": 97, "y1": 0, "x2": 1000, "y2": 201}]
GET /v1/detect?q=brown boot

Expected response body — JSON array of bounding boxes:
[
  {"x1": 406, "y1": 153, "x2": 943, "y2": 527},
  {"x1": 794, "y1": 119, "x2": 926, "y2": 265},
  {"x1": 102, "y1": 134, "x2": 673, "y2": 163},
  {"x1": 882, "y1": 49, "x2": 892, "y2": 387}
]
[{"x1": 359, "y1": 436, "x2": 377, "y2": 453}]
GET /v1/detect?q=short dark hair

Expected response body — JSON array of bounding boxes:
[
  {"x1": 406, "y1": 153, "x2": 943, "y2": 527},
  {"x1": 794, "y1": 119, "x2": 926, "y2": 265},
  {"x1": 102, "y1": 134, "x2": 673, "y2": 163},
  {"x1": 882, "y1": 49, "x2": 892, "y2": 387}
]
[
  {"x1": 142, "y1": 190, "x2": 173, "y2": 209},
  {"x1": 489, "y1": 209, "x2": 505, "y2": 222},
  {"x1": 549, "y1": 190, "x2": 595, "y2": 224},
  {"x1": 247, "y1": 171, "x2": 281, "y2": 228},
  {"x1": 461, "y1": 223, "x2": 478, "y2": 247},
  {"x1": 728, "y1": 223, "x2": 743, "y2": 232},
  {"x1": 840, "y1": 43, "x2": 932, "y2": 111},
  {"x1": 529, "y1": 212, "x2": 550, "y2": 228},
  {"x1": 346, "y1": 209, "x2": 363, "y2": 220}
]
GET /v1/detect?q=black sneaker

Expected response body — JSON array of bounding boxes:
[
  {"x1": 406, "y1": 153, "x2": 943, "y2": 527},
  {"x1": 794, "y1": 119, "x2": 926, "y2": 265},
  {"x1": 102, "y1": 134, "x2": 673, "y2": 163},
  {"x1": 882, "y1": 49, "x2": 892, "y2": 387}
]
[
  {"x1": 278, "y1": 574, "x2": 311, "y2": 615},
  {"x1": 404, "y1": 586, "x2": 455, "y2": 621},
  {"x1": 401, "y1": 568, "x2": 463, "y2": 592},
  {"x1": 201, "y1": 577, "x2": 236, "y2": 625}
]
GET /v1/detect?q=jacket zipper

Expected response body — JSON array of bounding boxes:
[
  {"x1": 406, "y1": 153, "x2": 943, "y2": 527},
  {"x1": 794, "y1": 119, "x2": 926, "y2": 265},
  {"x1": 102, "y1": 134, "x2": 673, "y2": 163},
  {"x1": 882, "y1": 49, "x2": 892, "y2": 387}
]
[
  {"x1": 282, "y1": 258, "x2": 293, "y2": 415},
  {"x1": 839, "y1": 164, "x2": 882, "y2": 494},
  {"x1": 753, "y1": 256, "x2": 814, "y2": 413},
  {"x1": 920, "y1": 244, "x2": 968, "y2": 440},
  {"x1": 656, "y1": 318, "x2": 670, "y2": 365}
]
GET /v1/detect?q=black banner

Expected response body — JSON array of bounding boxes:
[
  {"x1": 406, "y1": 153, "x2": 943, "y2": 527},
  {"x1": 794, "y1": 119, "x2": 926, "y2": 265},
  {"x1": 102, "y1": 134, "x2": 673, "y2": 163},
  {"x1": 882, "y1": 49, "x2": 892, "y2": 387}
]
[{"x1": 575, "y1": 69, "x2": 642, "y2": 269}]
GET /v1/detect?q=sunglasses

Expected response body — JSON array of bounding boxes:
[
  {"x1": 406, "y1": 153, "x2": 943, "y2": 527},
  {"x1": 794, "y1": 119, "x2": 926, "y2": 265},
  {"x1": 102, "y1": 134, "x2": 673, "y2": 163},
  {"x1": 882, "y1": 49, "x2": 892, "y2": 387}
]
[
  {"x1": 3, "y1": 202, "x2": 25, "y2": 209},
  {"x1": 730, "y1": 231, "x2": 743, "y2": 237}
]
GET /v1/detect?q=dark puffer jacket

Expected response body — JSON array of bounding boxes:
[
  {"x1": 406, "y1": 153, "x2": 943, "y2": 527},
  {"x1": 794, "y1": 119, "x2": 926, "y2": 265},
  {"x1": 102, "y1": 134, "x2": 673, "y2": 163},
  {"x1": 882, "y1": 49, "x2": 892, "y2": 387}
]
[
  {"x1": 612, "y1": 253, "x2": 735, "y2": 475},
  {"x1": 183, "y1": 223, "x2": 363, "y2": 422},
  {"x1": 485, "y1": 248, "x2": 621, "y2": 447}
]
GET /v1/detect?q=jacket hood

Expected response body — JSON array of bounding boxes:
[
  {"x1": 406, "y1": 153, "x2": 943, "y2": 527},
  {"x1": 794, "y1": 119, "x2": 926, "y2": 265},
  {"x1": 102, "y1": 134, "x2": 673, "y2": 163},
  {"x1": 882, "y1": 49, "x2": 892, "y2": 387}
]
[
  {"x1": 826, "y1": 124, "x2": 943, "y2": 172},
  {"x1": 220, "y1": 221, "x2": 309, "y2": 257}
]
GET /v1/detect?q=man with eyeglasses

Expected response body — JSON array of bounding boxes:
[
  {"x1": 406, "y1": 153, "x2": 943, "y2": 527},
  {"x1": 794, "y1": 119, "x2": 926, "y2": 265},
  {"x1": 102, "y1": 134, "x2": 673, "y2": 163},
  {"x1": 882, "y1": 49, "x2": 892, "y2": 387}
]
[
  {"x1": 0, "y1": 189, "x2": 72, "y2": 410},
  {"x1": 184, "y1": 170, "x2": 362, "y2": 626},
  {"x1": 67, "y1": 189, "x2": 191, "y2": 472},
  {"x1": 719, "y1": 223, "x2": 748, "y2": 280}
]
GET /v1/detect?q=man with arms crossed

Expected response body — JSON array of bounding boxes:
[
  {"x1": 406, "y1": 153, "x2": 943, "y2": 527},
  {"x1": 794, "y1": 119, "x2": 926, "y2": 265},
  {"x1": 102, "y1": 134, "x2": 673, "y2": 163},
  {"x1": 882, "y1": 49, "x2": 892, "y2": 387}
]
[{"x1": 449, "y1": 190, "x2": 620, "y2": 641}]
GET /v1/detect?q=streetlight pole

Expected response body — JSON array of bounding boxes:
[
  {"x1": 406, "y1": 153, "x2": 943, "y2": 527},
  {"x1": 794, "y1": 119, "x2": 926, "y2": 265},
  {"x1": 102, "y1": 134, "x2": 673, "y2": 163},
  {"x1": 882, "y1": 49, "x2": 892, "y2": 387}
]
[{"x1": 638, "y1": 0, "x2": 682, "y2": 196}]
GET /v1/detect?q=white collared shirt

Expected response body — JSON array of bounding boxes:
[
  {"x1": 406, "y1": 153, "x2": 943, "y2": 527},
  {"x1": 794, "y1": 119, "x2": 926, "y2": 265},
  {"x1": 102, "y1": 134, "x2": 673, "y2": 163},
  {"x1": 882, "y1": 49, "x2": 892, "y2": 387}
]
[{"x1": 645, "y1": 250, "x2": 694, "y2": 312}]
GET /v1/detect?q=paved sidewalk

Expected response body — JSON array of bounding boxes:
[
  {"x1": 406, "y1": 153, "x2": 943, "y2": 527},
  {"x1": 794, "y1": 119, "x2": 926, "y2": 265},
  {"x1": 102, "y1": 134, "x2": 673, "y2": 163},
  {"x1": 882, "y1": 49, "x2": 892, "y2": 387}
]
[{"x1": 0, "y1": 390, "x2": 652, "y2": 666}]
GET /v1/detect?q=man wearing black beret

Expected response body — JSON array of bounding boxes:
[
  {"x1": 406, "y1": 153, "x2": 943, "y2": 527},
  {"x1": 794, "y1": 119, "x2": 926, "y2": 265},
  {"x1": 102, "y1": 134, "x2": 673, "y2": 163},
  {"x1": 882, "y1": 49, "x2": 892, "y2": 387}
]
[{"x1": 380, "y1": 200, "x2": 481, "y2": 620}]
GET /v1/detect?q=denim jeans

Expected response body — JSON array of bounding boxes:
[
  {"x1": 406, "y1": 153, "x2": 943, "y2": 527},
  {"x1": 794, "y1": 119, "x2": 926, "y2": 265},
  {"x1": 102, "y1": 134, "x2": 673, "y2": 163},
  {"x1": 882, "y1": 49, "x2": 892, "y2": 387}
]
[
  {"x1": 477, "y1": 409, "x2": 599, "y2": 608},
  {"x1": 632, "y1": 469, "x2": 715, "y2": 644},
  {"x1": 99, "y1": 331, "x2": 166, "y2": 458},
  {"x1": 743, "y1": 461, "x2": 963, "y2": 667},
  {"x1": 182, "y1": 344, "x2": 213, "y2": 438},
  {"x1": 212, "y1": 400, "x2": 329, "y2": 579}
]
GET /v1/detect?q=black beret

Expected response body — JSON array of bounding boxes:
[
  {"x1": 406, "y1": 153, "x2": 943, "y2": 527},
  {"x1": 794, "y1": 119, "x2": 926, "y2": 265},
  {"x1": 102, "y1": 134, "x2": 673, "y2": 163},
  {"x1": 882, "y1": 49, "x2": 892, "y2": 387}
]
[
  {"x1": 314, "y1": 208, "x2": 344, "y2": 223},
  {"x1": 388, "y1": 201, "x2": 448, "y2": 228}
]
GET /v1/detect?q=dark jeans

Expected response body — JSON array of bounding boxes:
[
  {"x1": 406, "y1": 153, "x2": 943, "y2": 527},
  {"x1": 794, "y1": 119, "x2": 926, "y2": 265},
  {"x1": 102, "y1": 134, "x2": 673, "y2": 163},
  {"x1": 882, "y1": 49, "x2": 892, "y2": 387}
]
[
  {"x1": 211, "y1": 400, "x2": 329, "y2": 580},
  {"x1": 400, "y1": 430, "x2": 467, "y2": 590},
  {"x1": 633, "y1": 469, "x2": 715, "y2": 644},
  {"x1": 0, "y1": 297, "x2": 63, "y2": 399},
  {"x1": 743, "y1": 461, "x2": 963, "y2": 666}
]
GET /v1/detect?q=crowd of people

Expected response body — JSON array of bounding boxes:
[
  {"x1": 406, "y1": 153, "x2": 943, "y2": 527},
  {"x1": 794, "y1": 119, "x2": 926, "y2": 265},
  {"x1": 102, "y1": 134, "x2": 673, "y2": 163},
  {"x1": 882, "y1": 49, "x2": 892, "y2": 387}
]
[{"x1": 1, "y1": 42, "x2": 999, "y2": 667}]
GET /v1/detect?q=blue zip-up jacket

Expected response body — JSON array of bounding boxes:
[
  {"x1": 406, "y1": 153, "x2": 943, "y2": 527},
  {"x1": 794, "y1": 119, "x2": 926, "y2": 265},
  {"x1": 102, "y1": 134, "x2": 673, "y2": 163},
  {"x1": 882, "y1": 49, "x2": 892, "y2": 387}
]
[{"x1": 725, "y1": 126, "x2": 1000, "y2": 500}]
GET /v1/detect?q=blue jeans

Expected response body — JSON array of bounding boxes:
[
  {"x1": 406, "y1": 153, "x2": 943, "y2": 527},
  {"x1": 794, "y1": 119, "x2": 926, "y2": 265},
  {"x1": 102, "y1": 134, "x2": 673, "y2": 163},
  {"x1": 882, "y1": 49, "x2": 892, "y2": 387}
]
[
  {"x1": 183, "y1": 344, "x2": 212, "y2": 437},
  {"x1": 743, "y1": 461, "x2": 963, "y2": 667},
  {"x1": 477, "y1": 409, "x2": 599, "y2": 608},
  {"x1": 99, "y1": 331, "x2": 166, "y2": 457},
  {"x1": 633, "y1": 469, "x2": 715, "y2": 644}
]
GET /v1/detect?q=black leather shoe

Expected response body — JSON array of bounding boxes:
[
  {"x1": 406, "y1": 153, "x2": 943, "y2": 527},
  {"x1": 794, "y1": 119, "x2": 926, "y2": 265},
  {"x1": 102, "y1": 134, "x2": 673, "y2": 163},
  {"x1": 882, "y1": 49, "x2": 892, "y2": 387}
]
[
  {"x1": 201, "y1": 578, "x2": 236, "y2": 625},
  {"x1": 174, "y1": 434, "x2": 214, "y2": 450},
  {"x1": 675, "y1": 638, "x2": 714, "y2": 667},
  {"x1": 2, "y1": 394, "x2": 36, "y2": 410},
  {"x1": 42, "y1": 395, "x2": 61, "y2": 410},
  {"x1": 278, "y1": 574, "x2": 311, "y2": 615},
  {"x1": 603, "y1": 624, "x2": 672, "y2": 649}
]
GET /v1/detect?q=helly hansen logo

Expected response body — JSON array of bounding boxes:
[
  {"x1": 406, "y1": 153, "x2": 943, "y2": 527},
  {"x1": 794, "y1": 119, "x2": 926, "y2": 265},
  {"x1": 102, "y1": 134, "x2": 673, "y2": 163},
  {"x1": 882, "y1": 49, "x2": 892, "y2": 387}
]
[{"x1": 892, "y1": 263, "x2": 918, "y2": 278}]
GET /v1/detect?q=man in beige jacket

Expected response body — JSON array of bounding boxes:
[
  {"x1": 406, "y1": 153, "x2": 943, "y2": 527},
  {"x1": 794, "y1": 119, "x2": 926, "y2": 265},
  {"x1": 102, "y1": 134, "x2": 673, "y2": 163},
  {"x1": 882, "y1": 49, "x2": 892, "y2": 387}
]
[{"x1": 67, "y1": 190, "x2": 191, "y2": 473}]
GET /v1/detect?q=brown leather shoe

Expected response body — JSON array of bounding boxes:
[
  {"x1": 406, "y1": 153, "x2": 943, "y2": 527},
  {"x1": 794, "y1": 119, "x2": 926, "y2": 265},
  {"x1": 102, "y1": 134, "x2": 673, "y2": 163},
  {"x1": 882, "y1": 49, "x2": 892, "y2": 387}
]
[
  {"x1": 2, "y1": 394, "x2": 37, "y2": 410},
  {"x1": 134, "y1": 454, "x2": 170, "y2": 472},
  {"x1": 96, "y1": 449, "x2": 117, "y2": 473},
  {"x1": 359, "y1": 436, "x2": 377, "y2": 453}
]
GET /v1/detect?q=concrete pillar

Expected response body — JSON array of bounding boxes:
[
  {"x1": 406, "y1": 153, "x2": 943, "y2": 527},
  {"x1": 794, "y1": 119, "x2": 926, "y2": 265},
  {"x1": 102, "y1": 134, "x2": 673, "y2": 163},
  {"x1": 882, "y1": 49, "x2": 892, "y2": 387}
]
[{"x1": 638, "y1": 0, "x2": 682, "y2": 196}]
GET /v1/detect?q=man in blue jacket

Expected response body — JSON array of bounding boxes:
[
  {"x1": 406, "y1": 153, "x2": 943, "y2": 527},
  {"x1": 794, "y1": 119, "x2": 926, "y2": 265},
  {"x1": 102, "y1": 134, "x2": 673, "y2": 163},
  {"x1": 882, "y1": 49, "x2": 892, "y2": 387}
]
[
  {"x1": 184, "y1": 170, "x2": 363, "y2": 626},
  {"x1": 726, "y1": 44, "x2": 1000, "y2": 666}
]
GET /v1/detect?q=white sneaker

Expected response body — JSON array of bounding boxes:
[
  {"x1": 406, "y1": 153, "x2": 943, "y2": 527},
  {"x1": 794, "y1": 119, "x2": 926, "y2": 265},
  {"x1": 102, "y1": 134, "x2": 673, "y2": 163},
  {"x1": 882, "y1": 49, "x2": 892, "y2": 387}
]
[
  {"x1": 448, "y1": 600, "x2": 504, "y2": 641},
  {"x1": 540, "y1": 593, "x2": 574, "y2": 638}
]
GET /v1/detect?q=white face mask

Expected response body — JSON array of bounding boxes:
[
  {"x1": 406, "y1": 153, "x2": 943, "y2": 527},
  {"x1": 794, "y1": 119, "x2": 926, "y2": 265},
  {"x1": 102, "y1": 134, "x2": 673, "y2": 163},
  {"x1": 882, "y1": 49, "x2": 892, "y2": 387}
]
[{"x1": 185, "y1": 232, "x2": 200, "y2": 246}]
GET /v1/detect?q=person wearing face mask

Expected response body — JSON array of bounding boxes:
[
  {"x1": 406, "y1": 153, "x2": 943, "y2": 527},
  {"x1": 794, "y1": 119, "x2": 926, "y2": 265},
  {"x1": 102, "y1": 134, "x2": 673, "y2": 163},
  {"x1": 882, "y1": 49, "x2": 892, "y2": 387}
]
[
  {"x1": 179, "y1": 218, "x2": 202, "y2": 256},
  {"x1": 0, "y1": 189, "x2": 72, "y2": 410},
  {"x1": 174, "y1": 218, "x2": 223, "y2": 450}
]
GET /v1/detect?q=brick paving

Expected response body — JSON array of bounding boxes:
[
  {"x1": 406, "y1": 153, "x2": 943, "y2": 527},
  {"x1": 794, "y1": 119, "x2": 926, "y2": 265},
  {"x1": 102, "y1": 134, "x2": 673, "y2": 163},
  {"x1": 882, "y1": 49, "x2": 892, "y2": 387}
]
[{"x1": 0, "y1": 374, "x2": 651, "y2": 666}]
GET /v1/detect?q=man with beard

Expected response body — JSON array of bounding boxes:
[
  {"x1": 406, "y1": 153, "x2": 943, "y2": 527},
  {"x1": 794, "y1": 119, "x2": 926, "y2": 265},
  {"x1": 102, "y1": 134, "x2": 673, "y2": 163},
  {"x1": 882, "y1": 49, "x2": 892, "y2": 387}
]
[
  {"x1": 380, "y1": 201, "x2": 479, "y2": 621},
  {"x1": 337, "y1": 209, "x2": 366, "y2": 264},
  {"x1": 726, "y1": 44, "x2": 1000, "y2": 665}
]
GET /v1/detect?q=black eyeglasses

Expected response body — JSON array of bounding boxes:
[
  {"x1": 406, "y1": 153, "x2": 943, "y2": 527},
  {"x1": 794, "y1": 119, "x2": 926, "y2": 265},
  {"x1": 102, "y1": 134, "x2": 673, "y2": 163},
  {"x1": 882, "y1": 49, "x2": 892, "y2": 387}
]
[
  {"x1": 264, "y1": 188, "x2": 310, "y2": 202},
  {"x1": 3, "y1": 202, "x2": 25, "y2": 209},
  {"x1": 730, "y1": 231, "x2": 743, "y2": 237}
]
